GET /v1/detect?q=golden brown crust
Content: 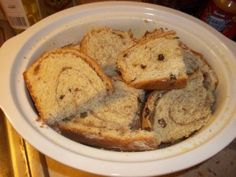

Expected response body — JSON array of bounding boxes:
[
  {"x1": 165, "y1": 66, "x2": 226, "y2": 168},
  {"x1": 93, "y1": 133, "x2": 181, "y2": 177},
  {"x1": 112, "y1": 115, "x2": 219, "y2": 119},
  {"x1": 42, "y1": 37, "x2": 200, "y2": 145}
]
[
  {"x1": 62, "y1": 43, "x2": 81, "y2": 51},
  {"x1": 141, "y1": 28, "x2": 176, "y2": 43},
  {"x1": 129, "y1": 76, "x2": 187, "y2": 90},
  {"x1": 23, "y1": 73, "x2": 45, "y2": 120},
  {"x1": 80, "y1": 34, "x2": 89, "y2": 56},
  {"x1": 57, "y1": 124, "x2": 158, "y2": 151}
]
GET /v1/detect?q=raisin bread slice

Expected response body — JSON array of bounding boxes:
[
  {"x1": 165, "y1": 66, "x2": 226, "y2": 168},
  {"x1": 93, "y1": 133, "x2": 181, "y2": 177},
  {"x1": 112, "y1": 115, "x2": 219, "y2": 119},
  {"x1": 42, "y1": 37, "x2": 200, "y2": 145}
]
[
  {"x1": 117, "y1": 28, "x2": 188, "y2": 90},
  {"x1": 56, "y1": 79, "x2": 159, "y2": 151},
  {"x1": 80, "y1": 27, "x2": 136, "y2": 76},
  {"x1": 142, "y1": 46, "x2": 218, "y2": 143},
  {"x1": 24, "y1": 48, "x2": 113, "y2": 125},
  {"x1": 142, "y1": 70, "x2": 216, "y2": 143}
]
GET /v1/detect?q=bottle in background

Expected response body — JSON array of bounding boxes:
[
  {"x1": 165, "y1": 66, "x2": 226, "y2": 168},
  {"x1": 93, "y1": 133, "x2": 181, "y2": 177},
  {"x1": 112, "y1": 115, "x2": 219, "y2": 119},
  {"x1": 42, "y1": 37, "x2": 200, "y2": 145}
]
[
  {"x1": 0, "y1": 0, "x2": 42, "y2": 34},
  {"x1": 200, "y1": 0, "x2": 236, "y2": 39}
]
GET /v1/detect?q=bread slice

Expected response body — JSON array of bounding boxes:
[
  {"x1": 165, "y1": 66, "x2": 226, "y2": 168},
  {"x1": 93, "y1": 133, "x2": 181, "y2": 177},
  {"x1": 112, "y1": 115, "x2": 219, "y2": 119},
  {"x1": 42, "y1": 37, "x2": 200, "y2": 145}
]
[
  {"x1": 80, "y1": 27, "x2": 135, "y2": 76},
  {"x1": 142, "y1": 70, "x2": 216, "y2": 143},
  {"x1": 117, "y1": 28, "x2": 188, "y2": 90},
  {"x1": 24, "y1": 48, "x2": 113, "y2": 125},
  {"x1": 56, "y1": 79, "x2": 159, "y2": 151},
  {"x1": 142, "y1": 44, "x2": 218, "y2": 144}
]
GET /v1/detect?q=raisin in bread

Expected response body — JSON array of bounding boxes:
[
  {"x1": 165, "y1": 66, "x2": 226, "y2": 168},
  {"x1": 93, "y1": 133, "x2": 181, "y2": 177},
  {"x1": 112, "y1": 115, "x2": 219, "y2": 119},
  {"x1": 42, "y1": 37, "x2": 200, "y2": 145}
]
[
  {"x1": 56, "y1": 79, "x2": 159, "y2": 151},
  {"x1": 24, "y1": 48, "x2": 113, "y2": 125},
  {"x1": 80, "y1": 27, "x2": 136, "y2": 76},
  {"x1": 117, "y1": 28, "x2": 188, "y2": 90},
  {"x1": 142, "y1": 48, "x2": 218, "y2": 143}
]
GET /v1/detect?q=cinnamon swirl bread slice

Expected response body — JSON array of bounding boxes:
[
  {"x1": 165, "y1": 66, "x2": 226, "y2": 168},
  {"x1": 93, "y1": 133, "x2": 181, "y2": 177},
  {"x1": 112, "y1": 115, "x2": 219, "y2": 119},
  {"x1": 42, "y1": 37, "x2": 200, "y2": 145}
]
[
  {"x1": 57, "y1": 79, "x2": 159, "y2": 151},
  {"x1": 142, "y1": 46, "x2": 218, "y2": 143},
  {"x1": 142, "y1": 70, "x2": 216, "y2": 143},
  {"x1": 24, "y1": 48, "x2": 113, "y2": 125}
]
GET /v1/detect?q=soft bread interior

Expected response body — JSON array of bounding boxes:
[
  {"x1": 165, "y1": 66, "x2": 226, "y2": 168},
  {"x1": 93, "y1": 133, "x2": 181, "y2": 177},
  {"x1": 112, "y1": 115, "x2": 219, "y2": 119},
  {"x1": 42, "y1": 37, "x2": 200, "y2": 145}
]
[
  {"x1": 117, "y1": 29, "x2": 188, "y2": 90},
  {"x1": 24, "y1": 49, "x2": 112, "y2": 125},
  {"x1": 121, "y1": 38, "x2": 186, "y2": 81},
  {"x1": 142, "y1": 42, "x2": 218, "y2": 143},
  {"x1": 80, "y1": 27, "x2": 135, "y2": 76},
  {"x1": 143, "y1": 71, "x2": 215, "y2": 143}
]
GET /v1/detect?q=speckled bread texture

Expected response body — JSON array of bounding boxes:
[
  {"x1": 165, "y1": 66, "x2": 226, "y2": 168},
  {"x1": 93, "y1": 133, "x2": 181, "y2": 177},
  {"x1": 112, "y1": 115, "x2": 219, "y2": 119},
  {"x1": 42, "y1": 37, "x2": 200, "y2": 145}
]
[
  {"x1": 142, "y1": 47, "x2": 218, "y2": 143},
  {"x1": 57, "y1": 79, "x2": 159, "y2": 151},
  {"x1": 80, "y1": 27, "x2": 136, "y2": 76},
  {"x1": 117, "y1": 28, "x2": 188, "y2": 90},
  {"x1": 24, "y1": 48, "x2": 113, "y2": 125}
]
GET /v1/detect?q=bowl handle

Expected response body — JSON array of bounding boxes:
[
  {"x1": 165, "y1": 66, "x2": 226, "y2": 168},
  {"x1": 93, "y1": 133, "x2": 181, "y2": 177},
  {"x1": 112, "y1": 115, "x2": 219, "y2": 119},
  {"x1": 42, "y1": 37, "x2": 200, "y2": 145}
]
[{"x1": 0, "y1": 35, "x2": 23, "y2": 110}]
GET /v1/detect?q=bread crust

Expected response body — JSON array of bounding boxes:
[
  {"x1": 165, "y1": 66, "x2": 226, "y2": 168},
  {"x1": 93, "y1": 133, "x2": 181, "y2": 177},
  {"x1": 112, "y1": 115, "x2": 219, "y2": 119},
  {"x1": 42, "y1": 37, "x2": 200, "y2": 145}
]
[
  {"x1": 129, "y1": 76, "x2": 187, "y2": 90},
  {"x1": 57, "y1": 123, "x2": 158, "y2": 151},
  {"x1": 140, "y1": 28, "x2": 177, "y2": 43}
]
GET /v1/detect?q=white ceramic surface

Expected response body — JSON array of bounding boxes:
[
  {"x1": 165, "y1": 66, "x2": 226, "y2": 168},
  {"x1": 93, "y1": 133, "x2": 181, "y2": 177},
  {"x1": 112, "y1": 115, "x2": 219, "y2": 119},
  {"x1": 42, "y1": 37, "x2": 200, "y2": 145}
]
[{"x1": 0, "y1": 2, "x2": 236, "y2": 176}]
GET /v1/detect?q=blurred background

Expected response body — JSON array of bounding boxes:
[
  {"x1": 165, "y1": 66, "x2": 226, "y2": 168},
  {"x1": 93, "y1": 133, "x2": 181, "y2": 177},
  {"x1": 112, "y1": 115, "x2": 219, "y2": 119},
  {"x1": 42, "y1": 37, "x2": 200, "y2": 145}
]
[{"x1": 0, "y1": 0, "x2": 236, "y2": 45}]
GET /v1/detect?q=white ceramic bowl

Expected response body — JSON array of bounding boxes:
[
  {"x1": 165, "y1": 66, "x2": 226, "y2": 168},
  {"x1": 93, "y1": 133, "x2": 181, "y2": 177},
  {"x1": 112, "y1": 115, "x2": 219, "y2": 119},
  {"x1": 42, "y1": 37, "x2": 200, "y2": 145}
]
[{"x1": 0, "y1": 2, "x2": 236, "y2": 177}]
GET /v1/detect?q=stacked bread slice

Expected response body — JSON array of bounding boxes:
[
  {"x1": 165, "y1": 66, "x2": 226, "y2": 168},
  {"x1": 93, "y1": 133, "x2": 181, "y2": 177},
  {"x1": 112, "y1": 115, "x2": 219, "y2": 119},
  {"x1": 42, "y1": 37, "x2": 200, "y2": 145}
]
[
  {"x1": 24, "y1": 27, "x2": 217, "y2": 151},
  {"x1": 24, "y1": 48, "x2": 113, "y2": 125},
  {"x1": 142, "y1": 43, "x2": 218, "y2": 144},
  {"x1": 80, "y1": 27, "x2": 135, "y2": 76},
  {"x1": 117, "y1": 28, "x2": 188, "y2": 90},
  {"x1": 57, "y1": 79, "x2": 158, "y2": 151}
]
